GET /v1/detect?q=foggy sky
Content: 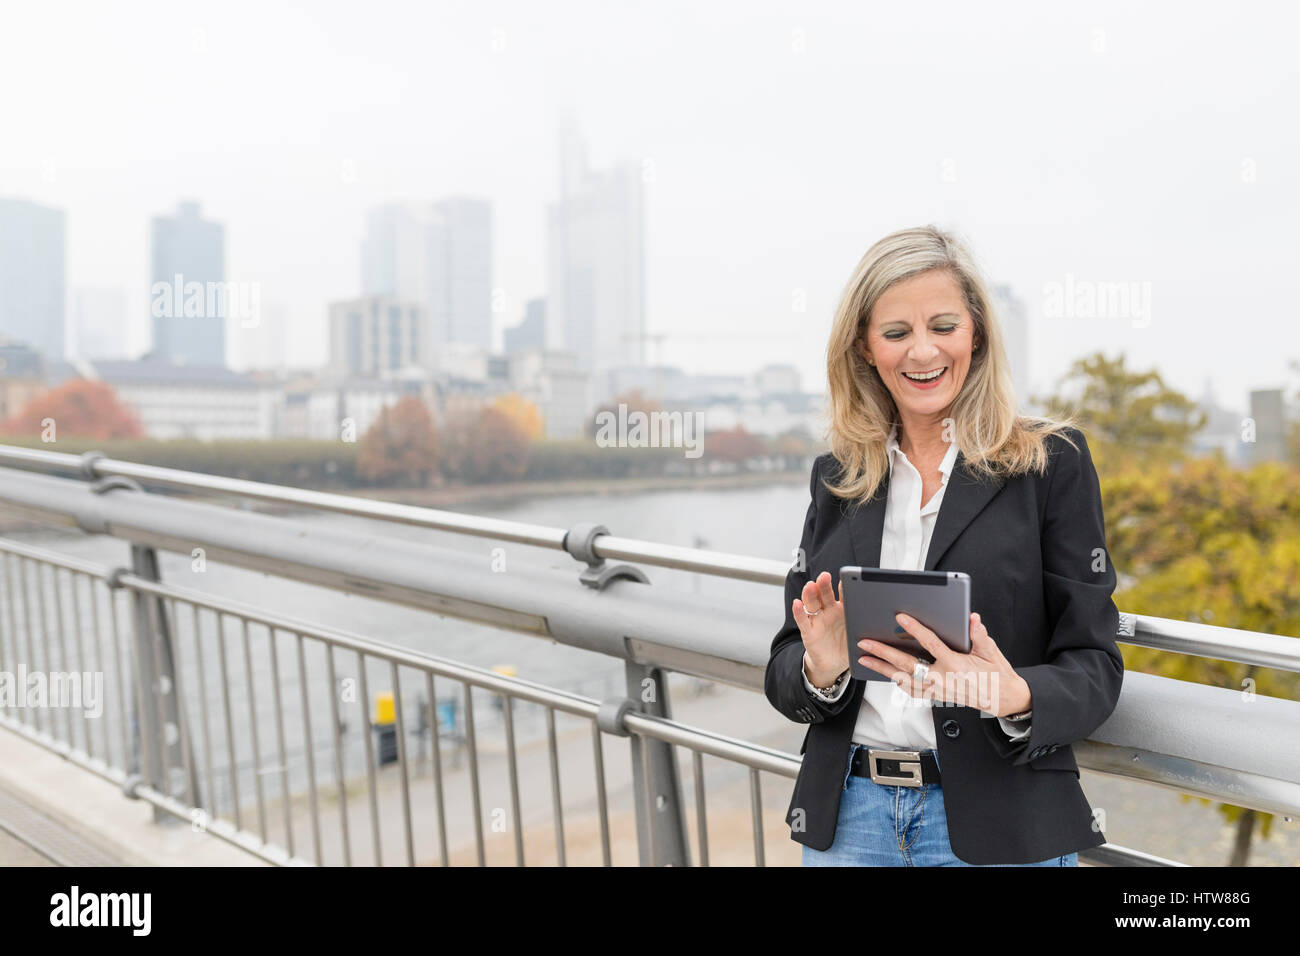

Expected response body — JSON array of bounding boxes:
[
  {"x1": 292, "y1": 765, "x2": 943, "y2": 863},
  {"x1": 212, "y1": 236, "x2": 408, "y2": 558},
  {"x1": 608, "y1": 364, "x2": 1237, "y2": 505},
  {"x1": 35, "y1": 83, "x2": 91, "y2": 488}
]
[{"x1": 2, "y1": 0, "x2": 1296, "y2": 411}]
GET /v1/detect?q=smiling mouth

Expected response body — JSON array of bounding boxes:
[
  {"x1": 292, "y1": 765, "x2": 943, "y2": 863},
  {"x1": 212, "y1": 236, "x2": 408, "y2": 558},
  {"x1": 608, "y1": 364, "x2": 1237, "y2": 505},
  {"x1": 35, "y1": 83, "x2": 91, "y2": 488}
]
[{"x1": 901, "y1": 367, "x2": 948, "y2": 385}]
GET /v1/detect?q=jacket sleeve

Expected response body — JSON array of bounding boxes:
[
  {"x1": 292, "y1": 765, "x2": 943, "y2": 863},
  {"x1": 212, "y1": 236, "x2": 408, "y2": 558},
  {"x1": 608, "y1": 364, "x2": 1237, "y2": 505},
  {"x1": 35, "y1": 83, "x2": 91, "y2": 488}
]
[
  {"x1": 764, "y1": 454, "x2": 858, "y2": 725},
  {"x1": 982, "y1": 427, "x2": 1125, "y2": 765}
]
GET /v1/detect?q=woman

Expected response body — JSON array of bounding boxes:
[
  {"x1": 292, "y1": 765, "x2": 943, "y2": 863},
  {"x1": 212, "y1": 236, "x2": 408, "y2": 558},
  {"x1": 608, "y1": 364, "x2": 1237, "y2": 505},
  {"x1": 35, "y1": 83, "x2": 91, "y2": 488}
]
[{"x1": 764, "y1": 225, "x2": 1124, "y2": 866}]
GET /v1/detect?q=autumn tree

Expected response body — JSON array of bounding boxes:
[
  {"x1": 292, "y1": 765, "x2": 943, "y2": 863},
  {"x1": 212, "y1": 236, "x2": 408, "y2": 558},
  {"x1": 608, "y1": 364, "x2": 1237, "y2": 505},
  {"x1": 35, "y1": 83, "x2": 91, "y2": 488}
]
[
  {"x1": 439, "y1": 405, "x2": 531, "y2": 483},
  {"x1": 1035, "y1": 352, "x2": 1206, "y2": 473},
  {"x1": 492, "y1": 393, "x2": 544, "y2": 441},
  {"x1": 1286, "y1": 358, "x2": 1300, "y2": 467},
  {"x1": 356, "y1": 396, "x2": 439, "y2": 487},
  {"x1": 1042, "y1": 353, "x2": 1295, "y2": 864},
  {"x1": 706, "y1": 425, "x2": 766, "y2": 463},
  {"x1": 585, "y1": 388, "x2": 662, "y2": 439},
  {"x1": 1103, "y1": 457, "x2": 1300, "y2": 865},
  {"x1": 0, "y1": 379, "x2": 144, "y2": 440},
  {"x1": 772, "y1": 428, "x2": 816, "y2": 468}
]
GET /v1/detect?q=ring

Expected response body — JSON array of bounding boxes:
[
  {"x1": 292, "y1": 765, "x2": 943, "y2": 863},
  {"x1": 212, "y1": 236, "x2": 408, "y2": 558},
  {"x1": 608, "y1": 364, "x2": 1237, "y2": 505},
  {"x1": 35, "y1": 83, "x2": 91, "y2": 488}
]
[
  {"x1": 804, "y1": 605, "x2": 823, "y2": 618},
  {"x1": 912, "y1": 660, "x2": 930, "y2": 684}
]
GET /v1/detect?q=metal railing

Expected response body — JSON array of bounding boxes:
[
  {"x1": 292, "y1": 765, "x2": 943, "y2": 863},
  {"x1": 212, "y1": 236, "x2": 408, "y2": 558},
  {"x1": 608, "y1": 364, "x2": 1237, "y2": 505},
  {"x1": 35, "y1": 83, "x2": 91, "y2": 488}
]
[
  {"x1": 0, "y1": 443, "x2": 1297, "y2": 866},
  {"x1": 0, "y1": 536, "x2": 799, "y2": 866}
]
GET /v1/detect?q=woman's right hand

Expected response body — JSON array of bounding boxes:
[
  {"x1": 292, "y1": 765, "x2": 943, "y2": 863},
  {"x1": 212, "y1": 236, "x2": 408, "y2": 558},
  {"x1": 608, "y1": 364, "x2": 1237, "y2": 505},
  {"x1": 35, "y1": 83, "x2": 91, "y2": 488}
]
[{"x1": 794, "y1": 571, "x2": 850, "y2": 686}]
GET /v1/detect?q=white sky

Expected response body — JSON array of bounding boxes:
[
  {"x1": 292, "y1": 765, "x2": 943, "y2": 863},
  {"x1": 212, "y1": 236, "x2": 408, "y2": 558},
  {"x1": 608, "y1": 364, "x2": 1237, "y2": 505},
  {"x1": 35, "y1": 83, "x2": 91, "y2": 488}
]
[{"x1": 2, "y1": 0, "x2": 1297, "y2": 410}]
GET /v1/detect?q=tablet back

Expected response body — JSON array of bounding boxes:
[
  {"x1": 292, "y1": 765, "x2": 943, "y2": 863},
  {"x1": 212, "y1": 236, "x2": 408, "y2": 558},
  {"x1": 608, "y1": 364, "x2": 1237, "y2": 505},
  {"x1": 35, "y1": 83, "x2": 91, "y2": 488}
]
[{"x1": 840, "y1": 567, "x2": 971, "y2": 682}]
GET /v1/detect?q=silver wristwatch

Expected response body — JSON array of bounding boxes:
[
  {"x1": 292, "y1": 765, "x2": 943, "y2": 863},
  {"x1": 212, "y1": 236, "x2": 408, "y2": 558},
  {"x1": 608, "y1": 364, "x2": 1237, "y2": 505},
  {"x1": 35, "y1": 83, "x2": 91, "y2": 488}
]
[{"x1": 1004, "y1": 708, "x2": 1032, "y2": 721}]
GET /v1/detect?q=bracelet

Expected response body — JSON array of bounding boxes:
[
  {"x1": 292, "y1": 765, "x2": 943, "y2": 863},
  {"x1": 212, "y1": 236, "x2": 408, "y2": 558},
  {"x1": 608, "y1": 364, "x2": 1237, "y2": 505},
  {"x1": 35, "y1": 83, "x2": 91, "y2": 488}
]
[
  {"x1": 1004, "y1": 708, "x2": 1032, "y2": 721},
  {"x1": 815, "y1": 669, "x2": 849, "y2": 693}
]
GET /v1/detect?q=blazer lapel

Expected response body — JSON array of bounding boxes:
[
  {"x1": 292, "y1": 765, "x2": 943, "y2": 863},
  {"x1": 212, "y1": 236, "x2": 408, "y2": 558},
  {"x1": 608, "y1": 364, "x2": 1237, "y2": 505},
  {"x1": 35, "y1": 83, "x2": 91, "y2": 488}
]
[
  {"x1": 847, "y1": 470, "x2": 889, "y2": 568},
  {"x1": 847, "y1": 452, "x2": 1007, "y2": 571},
  {"x1": 925, "y1": 452, "x2": 1007, "y2": 571}
]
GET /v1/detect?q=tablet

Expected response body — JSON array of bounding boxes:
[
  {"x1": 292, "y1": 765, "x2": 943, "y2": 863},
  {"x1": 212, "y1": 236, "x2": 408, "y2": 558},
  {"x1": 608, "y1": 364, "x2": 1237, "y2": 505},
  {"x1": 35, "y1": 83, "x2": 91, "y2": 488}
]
[{"x1": 839, "y1": 566, "x2": 971, "y2": 682}]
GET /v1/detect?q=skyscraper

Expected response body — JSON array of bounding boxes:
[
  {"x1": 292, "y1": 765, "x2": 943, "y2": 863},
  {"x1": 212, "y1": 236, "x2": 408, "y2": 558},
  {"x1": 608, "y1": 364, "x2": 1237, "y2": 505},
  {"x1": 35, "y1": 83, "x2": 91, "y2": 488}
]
[
  {"x1": 1248, "y1": 388, "x2": 1286, "y2": 465},
  {"x1": 545, "y1": 120, "x2": 646, "y2": 381},
  {"x1": 360, "y1": 198, "x2": 492, "y2": 359},
  {"x1": 992, "y1": 284, "x2": 1031, "y2": 408},
  {"x1": 0, "y1": 198, "x2": 66, "y2": 361},
  {"x1": 151, "y1": 201, "x2": 226, "y2": 367},
  {"x1": 505, "y1": 298, "x2": 547, "y2": 355}
]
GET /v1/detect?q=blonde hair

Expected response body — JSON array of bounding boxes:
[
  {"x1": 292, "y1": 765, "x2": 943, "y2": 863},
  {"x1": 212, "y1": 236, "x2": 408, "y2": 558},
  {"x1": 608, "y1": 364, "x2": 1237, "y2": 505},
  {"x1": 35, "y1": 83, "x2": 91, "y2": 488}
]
[{"x1": 822, "y1": 225, "x2": 1078, "y2": 505}]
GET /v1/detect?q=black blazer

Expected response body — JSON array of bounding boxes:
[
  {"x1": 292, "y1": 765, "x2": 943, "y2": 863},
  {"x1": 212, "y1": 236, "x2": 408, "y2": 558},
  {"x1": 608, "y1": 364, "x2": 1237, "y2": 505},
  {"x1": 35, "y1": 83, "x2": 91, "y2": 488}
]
[{"x1": 765, "y1": 427, "x2": 1124, "y2": 864}]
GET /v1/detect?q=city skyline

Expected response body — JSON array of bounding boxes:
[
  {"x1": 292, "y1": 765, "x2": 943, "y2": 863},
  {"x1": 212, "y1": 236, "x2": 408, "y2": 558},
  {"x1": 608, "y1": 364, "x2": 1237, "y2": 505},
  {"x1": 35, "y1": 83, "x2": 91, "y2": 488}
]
[
  {"x1": 0, "y1": 181, "x2": 1282, "y2": 427},
  {"x1": 1, "y1": 2, "x2": 1297, "y2": 409}
]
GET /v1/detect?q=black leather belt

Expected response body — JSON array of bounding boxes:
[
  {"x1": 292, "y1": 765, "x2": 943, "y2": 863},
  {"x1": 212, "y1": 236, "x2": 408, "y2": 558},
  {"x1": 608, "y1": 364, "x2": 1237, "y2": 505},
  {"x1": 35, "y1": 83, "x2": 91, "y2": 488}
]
[{"x1": 850, "y1": 747, "x2": 941, "y2": 787}]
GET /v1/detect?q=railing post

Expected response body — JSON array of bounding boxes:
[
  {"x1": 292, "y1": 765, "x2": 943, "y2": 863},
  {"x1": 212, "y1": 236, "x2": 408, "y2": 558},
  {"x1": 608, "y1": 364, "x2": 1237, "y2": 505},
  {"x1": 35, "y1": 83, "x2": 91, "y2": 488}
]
[
  {"x1": 624, "y1": 661, "x2": 690, "y2": 867},
  {"x1": 127, "y1": 544, "x2": 199, "y2": 822}
]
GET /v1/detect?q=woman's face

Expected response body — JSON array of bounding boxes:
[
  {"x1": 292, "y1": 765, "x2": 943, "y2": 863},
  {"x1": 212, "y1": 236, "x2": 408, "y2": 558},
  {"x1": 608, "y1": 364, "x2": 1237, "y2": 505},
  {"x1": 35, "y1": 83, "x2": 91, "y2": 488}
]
[{"x1": 856, "y1": 269, "x2": 979, "y2": 423}]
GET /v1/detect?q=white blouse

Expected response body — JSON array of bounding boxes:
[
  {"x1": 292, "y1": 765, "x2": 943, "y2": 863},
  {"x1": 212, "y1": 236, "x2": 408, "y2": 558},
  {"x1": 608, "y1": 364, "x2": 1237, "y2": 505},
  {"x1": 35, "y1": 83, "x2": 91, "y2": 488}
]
[{"x1": 801, "y1": 425, "x2": 1032, "y2": 748}]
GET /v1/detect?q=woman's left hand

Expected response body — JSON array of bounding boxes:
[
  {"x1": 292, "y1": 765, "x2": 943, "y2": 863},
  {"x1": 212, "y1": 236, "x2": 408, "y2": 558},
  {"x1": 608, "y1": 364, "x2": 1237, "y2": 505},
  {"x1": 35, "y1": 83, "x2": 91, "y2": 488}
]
[{"x1": 857, "y1": 611, "x2": 1032, "y2": 717}]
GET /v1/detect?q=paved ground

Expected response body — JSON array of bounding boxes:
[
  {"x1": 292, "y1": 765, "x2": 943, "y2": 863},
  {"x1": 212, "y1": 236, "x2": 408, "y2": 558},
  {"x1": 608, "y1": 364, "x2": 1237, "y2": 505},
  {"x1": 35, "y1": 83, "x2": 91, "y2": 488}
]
[
  {"x1": 0, "y1": 828, "x2": 56, "y2": 866},
  {"x1": 0, "y1": 677, "x2": 1295, "y2": 866}
]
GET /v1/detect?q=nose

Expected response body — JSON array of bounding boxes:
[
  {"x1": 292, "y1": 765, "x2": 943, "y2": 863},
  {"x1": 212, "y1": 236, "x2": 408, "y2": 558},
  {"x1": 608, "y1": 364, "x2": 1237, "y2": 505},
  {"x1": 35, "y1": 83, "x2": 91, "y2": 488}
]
[{"x1": 908, "y1": 330, "x2": 942, "y2": 365}]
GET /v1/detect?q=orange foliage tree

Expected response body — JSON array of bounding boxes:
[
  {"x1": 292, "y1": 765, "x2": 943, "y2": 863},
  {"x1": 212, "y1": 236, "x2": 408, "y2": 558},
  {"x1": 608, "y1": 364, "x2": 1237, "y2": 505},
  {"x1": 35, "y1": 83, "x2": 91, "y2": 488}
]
[
  {"x1": 439, "y1": 405, "x2": 532, "y2": 483},
  {"x1": 356, "y1": 396, "x2": 439, "y2": 487},
  {"x1": 492, "y1": 393, "x2": 544, "y2": 441},
  {"x1": 707, "y1": 425, "x2": 767, "y2": 463},
  {"x1": 0, "y1": 380, "x2": 144, "y2": 439},
  {"x1": 585, "y1": 388, "x2": 662, "y2": 438}
]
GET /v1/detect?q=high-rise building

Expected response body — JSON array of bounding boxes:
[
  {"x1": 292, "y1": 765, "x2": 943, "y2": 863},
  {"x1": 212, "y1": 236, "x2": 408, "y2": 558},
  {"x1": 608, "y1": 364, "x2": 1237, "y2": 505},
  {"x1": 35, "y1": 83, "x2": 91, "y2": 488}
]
[
  {"x1": 505, "y1": 298, "x2": 547, "y2": 355},
  {"x1": 71, "y1": 286, "x2": 128, "y2": 360},
  {"x1": 545, "y1": 120, "x2": 646, "y2": 388},
  {"x1": 1248, "y1": 388, "x2": 1286, "y2": 464},
  {"x1": 328, "y1": 296, "x2": 431, "y2": 377},
  {"x1": 151, "y1": 201, "x2": 226, "y2": 367},
  {"x1": 992, "y1": 284, "x2": 1031, "y2": 407},
  {"x1": 0, "y1": 198, "x2": 66, "y2": 361},
  {"x1": 360, "y1": 198, "x2": 492, "y2": 359}
]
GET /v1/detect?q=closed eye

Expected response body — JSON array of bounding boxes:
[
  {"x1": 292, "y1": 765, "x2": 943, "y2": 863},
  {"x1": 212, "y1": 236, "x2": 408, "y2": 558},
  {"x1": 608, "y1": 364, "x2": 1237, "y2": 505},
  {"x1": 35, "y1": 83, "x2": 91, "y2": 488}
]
[{"x1": 883, "y1": 324, "x2": 958, "y2": 341}]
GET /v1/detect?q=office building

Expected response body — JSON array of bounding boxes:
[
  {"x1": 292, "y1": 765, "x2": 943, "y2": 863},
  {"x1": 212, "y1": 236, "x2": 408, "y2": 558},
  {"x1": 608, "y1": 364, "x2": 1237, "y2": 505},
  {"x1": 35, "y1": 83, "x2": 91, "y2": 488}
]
[
  {"x1": 992, "y1": 284, "x2": 1031, "y2": 406},
  {"x1": 545, "y1": 121, "x2": 646, "y2": 388},
  {"x1": 360, "y1": 198, "x2": 492, "y2": 358},
  {"x1": 505, "y1": 298, "x2": 547, "y2": 355},
  {"x1": 328, "y1": 296, "x2": 431, "y2": 377},
  {"x1": 508, "y1": 347, "x2": 589, "y2": 439},
  {"x1": 0, "y1": 198, "x2": 65, "y2": 361},
  {"x1": 151, "y1": 201, "x2": 226, "y2": 367},
  {"x1": 1248, "y1": 388, "x2": 1286, "y2": 464}
]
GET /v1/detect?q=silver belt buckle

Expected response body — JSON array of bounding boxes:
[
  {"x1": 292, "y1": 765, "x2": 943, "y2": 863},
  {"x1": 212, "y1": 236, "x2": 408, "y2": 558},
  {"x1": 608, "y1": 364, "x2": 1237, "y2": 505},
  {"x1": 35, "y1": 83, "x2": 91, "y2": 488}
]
[{"x1": 867, "y1": 748, "x2": 923, "y2": 787}]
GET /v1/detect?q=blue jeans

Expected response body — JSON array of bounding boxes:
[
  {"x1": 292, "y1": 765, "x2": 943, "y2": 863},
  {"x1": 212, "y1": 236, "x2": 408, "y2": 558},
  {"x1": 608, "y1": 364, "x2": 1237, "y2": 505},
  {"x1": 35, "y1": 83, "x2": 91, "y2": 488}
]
[{"x1": 801, "y1": 743, "x2": 1078, "y2": 867}]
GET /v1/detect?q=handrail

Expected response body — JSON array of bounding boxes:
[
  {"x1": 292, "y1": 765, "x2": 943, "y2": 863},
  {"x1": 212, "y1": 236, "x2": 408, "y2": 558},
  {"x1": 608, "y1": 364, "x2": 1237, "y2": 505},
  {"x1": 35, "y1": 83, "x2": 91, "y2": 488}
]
[
  {"x1": 0, "y1": 444, "x2": 1297, "y2": 673},
  {"x1": 0, "y1": 461, "x2": 1297, "y2": 866},
  {"x1": 0, "y1": 443, "x2": 780, "y2": 582}
]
